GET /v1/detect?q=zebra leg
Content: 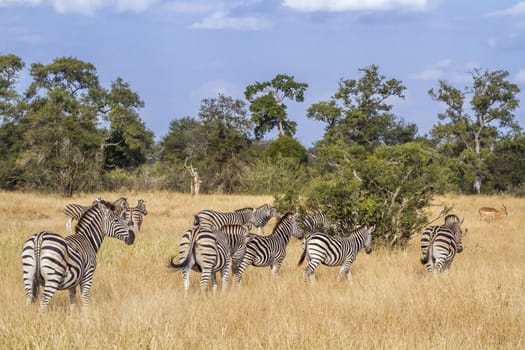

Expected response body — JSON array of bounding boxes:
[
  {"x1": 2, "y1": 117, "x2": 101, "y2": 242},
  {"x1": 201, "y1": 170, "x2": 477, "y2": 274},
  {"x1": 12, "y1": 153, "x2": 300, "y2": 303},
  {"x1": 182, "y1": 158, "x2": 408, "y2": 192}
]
[
  {"x1": 233, "y1": 257, "x2": 252, "y2": 287},
  {"x1": 271, "y1": 261, "x2": 283, "y2": 279},
  {"x1": 79, "y1": 281, "x2": 92, "y2": 309},
  {"x1": 221, "y1": 265, "x2": 230, "y2": 291},
  {"x1": 303, "y1": 260, "x2": 321, "y2": 284},
  {"x1": 211, "y1": 272, "x2": 218, "y2": 294},
  {"x1": 66, "y1": 218, "x2": 72, "y2": 233},
  {"x1": 182, "y1": 266, "x2": 191, "y2": 297},
  {"x1": 22, "y1": 248, "x2": 38, "y2": 305},
  {"x1": 40, "y1": 283, "x2": 59, "y2": 311},
  {"x1": 200, "y1": 267, "x2": 212, "y2": 293},
  {"x1": 337, "y1": 259, "x2": 354, "y2": 283},
  {"x1": 69, "y1": 287, "x2": 77, "y2": 311}
]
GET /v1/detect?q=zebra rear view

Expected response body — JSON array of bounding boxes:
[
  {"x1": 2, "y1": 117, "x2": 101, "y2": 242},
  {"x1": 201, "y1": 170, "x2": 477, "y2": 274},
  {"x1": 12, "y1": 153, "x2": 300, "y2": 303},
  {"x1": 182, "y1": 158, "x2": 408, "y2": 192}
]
[
  {"x1": 420, "y1": 214, "x2": 464, "y2": 273},
  {"x1": 22, "y1": 200, "x2": 135, "y2": 311},
  {"x1": 298, "y1": 224, "x2": 375, "y2": 284}
]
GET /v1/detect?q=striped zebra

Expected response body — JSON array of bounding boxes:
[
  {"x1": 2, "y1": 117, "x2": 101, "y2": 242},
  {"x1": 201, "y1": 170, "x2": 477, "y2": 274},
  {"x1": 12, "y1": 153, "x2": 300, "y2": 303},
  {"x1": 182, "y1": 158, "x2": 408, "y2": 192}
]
[
  {"x1": 124, "y1": 199, "x2": 148, "y2": 231},
  {"x1": 252, "y1": 204, "x2": 280, "y2": 233},
  {"x1": 64, "y1": 197, "x2": 128, "y2": 233},
  {"x1": 169, "y1": 225, "x2": 250, "y2": 295},
  {"x1": 193, "y1": 207, "x2": 257, "y2": 230},
  {"x1": 300, "y1": 209, "x2": 332, "y2": 234},
  {"x1": 21, "y1": 200, "x2": 135, "y2": 310},
  {"x1": 420, "y1": 214, "x2": 464, "y2": 273},
  {"x1": 232, "y1": 213, "x2": 303, "y2": 286},
  {"x1": 298, "y1": 224, "x2": 375, "y2": 284}
]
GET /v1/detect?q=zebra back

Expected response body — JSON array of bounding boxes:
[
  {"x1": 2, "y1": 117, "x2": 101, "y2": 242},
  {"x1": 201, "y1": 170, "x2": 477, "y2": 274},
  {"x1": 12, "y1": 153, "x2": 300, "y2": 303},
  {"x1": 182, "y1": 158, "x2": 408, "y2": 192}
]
[
  {"x1": 233, "y1": 213, "x2": 303, "y2": 284},
  {"x1": 300, "y1": 209, "x2": 332, "y2": 234},
  {"x1": 194, "y1": 207, "x2": 256, "y2": 230}
]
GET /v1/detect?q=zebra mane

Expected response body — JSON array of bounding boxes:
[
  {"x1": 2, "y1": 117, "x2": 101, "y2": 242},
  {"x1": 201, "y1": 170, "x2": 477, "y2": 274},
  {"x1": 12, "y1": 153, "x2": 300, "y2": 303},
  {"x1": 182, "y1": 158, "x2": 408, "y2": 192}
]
[
  {"x1": 97, "y1": 199, "x2": 116, "y2": 212},
  {"x1": 274, "y1": 212, "x2": 294, "y2": 227},
  {"x1": 234, "y1": 207, "x2": 254, "y2": 213}
]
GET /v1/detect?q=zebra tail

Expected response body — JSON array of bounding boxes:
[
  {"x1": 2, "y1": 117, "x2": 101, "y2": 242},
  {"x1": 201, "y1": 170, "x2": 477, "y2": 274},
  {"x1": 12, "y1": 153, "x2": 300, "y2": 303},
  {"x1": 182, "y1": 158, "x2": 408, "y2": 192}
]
[
  {"x1": 297, "y1": 240, "x2": 307, "y2": 266},
  {"x1": 168, "y1": 255, "x2": 187, "y2": 270},
  {"x1": 420, "y1": 246, "x2": 430, "y2": 265}
]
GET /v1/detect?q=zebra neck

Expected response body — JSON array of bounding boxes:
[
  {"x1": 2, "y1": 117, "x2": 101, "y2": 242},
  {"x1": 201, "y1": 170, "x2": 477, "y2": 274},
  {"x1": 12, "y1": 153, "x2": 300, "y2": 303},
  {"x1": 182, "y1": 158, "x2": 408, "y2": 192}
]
[{"x1": 73, "y1": 225, "x2": 104, "y2": 253}]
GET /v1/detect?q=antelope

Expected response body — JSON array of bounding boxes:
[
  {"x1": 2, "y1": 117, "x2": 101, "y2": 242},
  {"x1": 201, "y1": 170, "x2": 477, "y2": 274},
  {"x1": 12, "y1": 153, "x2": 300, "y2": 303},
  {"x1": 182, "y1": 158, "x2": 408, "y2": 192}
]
[{"x1": 479, "y1": 205, "x2": 508, "y2": 222}]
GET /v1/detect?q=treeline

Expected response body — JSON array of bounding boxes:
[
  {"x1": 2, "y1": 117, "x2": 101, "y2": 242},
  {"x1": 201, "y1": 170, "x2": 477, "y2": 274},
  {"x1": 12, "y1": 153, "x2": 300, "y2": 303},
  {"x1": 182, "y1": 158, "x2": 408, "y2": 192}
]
[{"x1": 1, "y1": 54, "x2": 524, "y2": 246}]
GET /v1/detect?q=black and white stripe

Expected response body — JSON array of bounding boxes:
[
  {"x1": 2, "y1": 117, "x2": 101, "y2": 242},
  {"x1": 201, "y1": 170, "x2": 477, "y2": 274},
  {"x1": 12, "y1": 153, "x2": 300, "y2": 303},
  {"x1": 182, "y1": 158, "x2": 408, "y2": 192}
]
[
  {"x1": 124, "y1": 199, "x2": 148, "y2": 231},
  {"x1": 63, "y1": 197, "x2": 128, "y2": 233},
  {"x1": 22, "y1": 201, "x2": 135, "y2": 310},
  {"x1": 420, "y1": 214, "x2": 464, "y2": 273},
  {"x1": 298, "y1": 224, "x2": 375, "y2": 283},
  {"x1": 300, "y1": 209, "x2": 332, "y2": 234},
  {"x1": 233, "y1": 213, "x2": 303, "y2": 285},
  {"x1": 169, "y1": 225, "x2": 251, "y2": 294},
  {"x1": 252, "y1": 204, "x2": 280, "y2": 233},
  {"x1": 193, "y1": 207, "x2": 256, "y2": 230}
]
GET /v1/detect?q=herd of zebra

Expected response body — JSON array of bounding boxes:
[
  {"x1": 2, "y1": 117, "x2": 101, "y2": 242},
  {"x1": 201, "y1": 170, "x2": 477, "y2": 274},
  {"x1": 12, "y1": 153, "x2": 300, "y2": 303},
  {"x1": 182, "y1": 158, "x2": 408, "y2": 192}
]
[{"x1": 20, "y1": 197, "x2": 464, "y2": 309}]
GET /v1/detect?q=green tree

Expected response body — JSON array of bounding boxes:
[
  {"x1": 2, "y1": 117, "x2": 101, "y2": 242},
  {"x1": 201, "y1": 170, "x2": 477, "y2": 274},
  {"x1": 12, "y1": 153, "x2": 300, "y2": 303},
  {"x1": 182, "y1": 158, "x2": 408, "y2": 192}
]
[
  {"x1": 103, "y1": 77, "x2": 154, "y2": 170},
  {"x1": 245, "y1": 74, "x2": 308, "y2": 140},
  {"x1": 198, "y1": 94, "x2": 254, "y2": 193},
  {"x1": 429, "y1": 68, "x2": 521, "y2": 194},
  {"x1": 20, "y1": 57, "x2": 104, "y2": 196},
  {"x1": 0, "y1": 54, "x2": 26, "y2": 189},
  {"x1": 307, "y1": 65, "x2": 414, "y2": 151}
]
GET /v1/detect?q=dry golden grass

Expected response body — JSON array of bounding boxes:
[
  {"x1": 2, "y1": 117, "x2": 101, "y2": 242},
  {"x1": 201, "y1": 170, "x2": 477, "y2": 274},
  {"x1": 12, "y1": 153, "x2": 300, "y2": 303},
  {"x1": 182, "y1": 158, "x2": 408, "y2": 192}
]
[{"x1": 0, "y1": 191, "x2": 523, "y2": 349}]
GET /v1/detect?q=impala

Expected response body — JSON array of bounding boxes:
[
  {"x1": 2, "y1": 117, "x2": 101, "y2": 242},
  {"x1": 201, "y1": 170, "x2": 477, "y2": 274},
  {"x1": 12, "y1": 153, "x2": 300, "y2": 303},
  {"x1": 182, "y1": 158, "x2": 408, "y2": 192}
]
[{"x1": 479, "y1": 205, "x2": 508, "y2": 222}]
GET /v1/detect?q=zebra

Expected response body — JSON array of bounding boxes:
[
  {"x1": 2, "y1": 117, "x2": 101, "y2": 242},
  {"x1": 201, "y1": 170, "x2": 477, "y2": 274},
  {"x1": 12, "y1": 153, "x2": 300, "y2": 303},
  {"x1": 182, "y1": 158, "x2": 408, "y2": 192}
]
[
  {"x1": 21, "y1": 200, "x2": 135, "y2": 311},
  {"x1": 64, "y1": 197, "x2": 128, "y2": 233},
  {"x1": 123, "y1": 199, "x2": 148, "y2": 231},
  {"x1": 252, "y1": 204, "x2": 280, "y2": 234},
  {"x1": 193, "y1": 207, "x2": 257, "y2": 230},
  {"x1": 169, "y1": 225, "x2": 250, "y2": 295},
  {"x1": 298, "y1": 224, "x2": 375, "y2": 284},
  {"x1": 420, "y1": 214, "x2": 464, "y2": 273},
  {"x1": 300, "y1": 209, "x2": 332, "y2": 234},
  {"x1": 232, "y1": 213, "x2": 303, "y2": 286}
]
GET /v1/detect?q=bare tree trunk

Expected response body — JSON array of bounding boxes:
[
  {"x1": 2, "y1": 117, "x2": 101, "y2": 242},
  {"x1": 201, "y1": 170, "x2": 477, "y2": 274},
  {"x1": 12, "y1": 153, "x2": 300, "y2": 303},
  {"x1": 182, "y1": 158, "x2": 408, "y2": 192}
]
[{"x1": 185, "y1": 158, "x2": 203, "y2": 196}]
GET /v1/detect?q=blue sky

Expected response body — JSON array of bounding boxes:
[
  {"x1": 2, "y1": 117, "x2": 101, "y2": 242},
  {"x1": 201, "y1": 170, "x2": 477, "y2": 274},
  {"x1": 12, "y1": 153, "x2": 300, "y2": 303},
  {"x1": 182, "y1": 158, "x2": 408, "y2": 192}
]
[{"x1": 2, "y1": 0, "x2": 525, "y2": 147}]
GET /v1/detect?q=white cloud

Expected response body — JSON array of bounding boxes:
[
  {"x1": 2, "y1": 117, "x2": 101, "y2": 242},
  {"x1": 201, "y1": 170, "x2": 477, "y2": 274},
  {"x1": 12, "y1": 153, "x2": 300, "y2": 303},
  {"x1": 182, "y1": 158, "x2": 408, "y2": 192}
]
[
  {"x1": 515, "y1": 69, "x2": 525, "y2": 83},
  {"x1": 161, "y1": 1, "x2": 223, "y2": 14},
  {"x1": 409, "y1": 60, "x2": 477, "y2": 83},
  {"x1": 190, "y1": 11, "x2": 270, "y2": 30},
  {"x1": 282, "y1": 0, "x2": 429, "y2": 12},
  {"x1": 0, "y1": 0, "x2": 158, "y2": 14},
  {"x1": 488, "y1": 1, "x2": 525, "y2": 17}
]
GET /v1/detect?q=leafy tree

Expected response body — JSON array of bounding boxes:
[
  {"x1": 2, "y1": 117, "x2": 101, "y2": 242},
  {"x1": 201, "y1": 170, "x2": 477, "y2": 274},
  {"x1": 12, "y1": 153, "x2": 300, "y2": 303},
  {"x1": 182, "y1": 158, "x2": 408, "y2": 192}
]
[
  {"x1": 245, "y1": 74, "x2": 308, "y2": 140},
  {"x1": 0, "y1": 54, "x2": 26, "y2": 189},
  {"x1": 307, "y1": 65, "x2": 414, "y2": 151},
  {"x1": 198, "y1": 94, "x2": 254, "y2": 193},
  {"x1": 20, "y1": 57, "x2": 104, "y2": 195},
  {"x1": 103, "y1": 77, "x2": 154, "y2": 170},
  {"x1": 429, "y1": 68, "x2": 521, "y2": 193},
  {"x1": 262, "y1": 135, "x2": 308, "y2": 165}
]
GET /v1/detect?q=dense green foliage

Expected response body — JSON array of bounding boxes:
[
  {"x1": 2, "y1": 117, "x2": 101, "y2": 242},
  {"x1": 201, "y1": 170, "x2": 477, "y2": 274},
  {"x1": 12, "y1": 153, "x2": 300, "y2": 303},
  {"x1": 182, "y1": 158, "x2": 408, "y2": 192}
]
[{"x1": 1, "y1": 54, "x2": 523, "y2": 246}]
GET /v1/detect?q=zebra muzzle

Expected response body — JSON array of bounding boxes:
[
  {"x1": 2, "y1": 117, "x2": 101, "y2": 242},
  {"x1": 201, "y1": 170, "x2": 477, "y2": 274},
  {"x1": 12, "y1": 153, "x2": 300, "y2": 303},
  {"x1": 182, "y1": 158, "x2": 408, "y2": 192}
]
[{"x1": 126, "y1": 230, "x2": 136, "y2": 245}]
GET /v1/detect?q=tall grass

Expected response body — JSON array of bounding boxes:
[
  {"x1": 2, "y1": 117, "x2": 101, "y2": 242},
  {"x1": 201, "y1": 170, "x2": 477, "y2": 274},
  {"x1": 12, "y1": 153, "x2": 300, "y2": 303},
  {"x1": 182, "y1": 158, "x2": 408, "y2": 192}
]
[{"x1": 0, "y1": 191, "x2": 523, "y2": 349}]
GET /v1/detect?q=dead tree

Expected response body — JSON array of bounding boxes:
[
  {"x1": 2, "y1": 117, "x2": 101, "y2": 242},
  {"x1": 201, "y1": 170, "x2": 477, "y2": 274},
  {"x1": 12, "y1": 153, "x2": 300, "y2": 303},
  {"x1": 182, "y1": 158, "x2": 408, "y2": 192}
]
[{"x1": 185, "y1": 158, "x2": 202, "y2": 196}]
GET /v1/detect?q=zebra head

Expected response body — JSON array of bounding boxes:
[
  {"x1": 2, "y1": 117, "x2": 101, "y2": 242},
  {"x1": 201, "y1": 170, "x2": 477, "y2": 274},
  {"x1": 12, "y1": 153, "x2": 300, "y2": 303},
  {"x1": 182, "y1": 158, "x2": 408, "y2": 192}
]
[
  {"x1": 444, "y1": 214, "x2": 464, "y2": 253},
  {"x1": 252, "y1": 204, "x2": 280, "y2": 229},
  {"x1": 137, "y1": 199, "x2": 148, "y2": 215},
  {"x1": 97, "y1": 201, "x2": 135, "y2": 245},
  {"x1": 280, "y1": 213, "x2": 304, "y2": 240},
  {"x1": 363, "y1": 224, "x2": 375, "y2": 254}
]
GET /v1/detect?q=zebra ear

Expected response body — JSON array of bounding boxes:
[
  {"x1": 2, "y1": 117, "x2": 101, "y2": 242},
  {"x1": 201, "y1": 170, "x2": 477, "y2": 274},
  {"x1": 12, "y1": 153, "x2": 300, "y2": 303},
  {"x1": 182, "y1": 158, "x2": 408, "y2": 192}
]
[{"x1": 369, "y1": 225, "x2": 376, "y2": 234}]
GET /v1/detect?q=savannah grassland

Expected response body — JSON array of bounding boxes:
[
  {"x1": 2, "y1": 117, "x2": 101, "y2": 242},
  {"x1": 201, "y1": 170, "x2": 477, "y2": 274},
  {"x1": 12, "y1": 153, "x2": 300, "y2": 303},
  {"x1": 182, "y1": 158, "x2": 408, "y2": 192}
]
[{"x1": 0, "y1": 191, "x2": 523, "y2": 349}]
